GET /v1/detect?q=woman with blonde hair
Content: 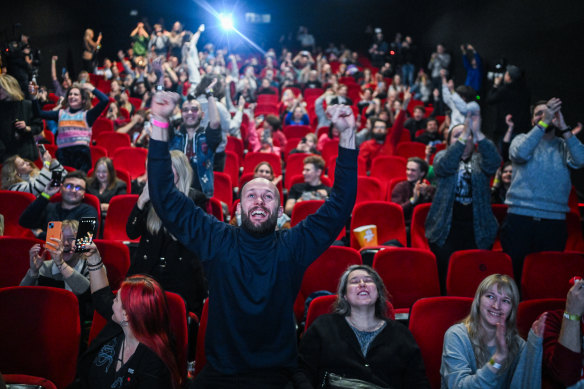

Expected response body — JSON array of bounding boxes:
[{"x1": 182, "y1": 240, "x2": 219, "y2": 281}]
[
  {"x1": 1, "y1": 151, "x2": 66, "y2": 196},
  {"x1": 441, "y1": 274, "x2": 546, "y2": 388},
  {"x1": 0, "y1": 73, "x2": 43, "y2": 163},
  {"x1": 126, "y1": 150, "x2": 207, "y2": 316}
]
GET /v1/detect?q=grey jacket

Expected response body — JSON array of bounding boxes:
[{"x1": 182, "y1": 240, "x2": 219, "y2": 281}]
[{"x1": 425, "y1": 138, "x2": 501, "y2": 248}]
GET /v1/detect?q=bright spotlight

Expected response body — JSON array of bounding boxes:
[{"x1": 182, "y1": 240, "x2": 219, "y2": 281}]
[{"x1": 219, "y1": 13, "x2": 234, "y2": 30}]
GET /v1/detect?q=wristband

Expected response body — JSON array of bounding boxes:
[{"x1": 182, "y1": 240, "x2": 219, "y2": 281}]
[
  {"x1": 559, "y1": 127, "x2": 572, "y2": 135},
  {"x1": 88, "y1": 263, "x2": 104, "y2": 271},
  {"x1": 205, "y1": 90, "x2": 214, "y2": 97},
  {"x1": 41, "y1": 192, "x2": 51, "y2": 200},
  {"x1": 537, "y1": 120, "x2": 549, "y2": 129},
  {"x1": 151, "y1": 118, "x2": 169, "y2": 128},
  {"x1": 43, "y1": 161, "x2": 51, "y2": 169},
  {"x1": 563, "y1": 311, "x2": 581, "y2": 321},
  {"x1": 489, "y1": 358, "x2": 502, "y2": 370},
  {"x1": 87, "y1": 259, "x2": 103, "y2": 268}
]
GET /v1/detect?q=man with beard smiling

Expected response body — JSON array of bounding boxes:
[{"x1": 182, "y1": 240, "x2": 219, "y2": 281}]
[
  {"x1": 147, "y1": 90, "x2": 357, "y2": 387},
  {"x1": 169, "y1": 82, "x2": 221, "y2": 199},
  {"x1": 501, "y1": 98, "x2": 584, "y2": 282}
]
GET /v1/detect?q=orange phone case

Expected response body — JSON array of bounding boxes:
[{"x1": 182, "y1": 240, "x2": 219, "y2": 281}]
[{"x1": 45, "y1": 221, "x2": 63, "y2": 246}]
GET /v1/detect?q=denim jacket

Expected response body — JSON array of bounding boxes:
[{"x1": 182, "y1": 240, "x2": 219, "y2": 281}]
[{"x1": 169, "y1": 124, "x2": 221, "y2": 197}]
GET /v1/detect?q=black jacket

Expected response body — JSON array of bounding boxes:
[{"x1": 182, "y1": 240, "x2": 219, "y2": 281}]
[
  {"x1": 126, "y1": 192, "x2": 208, "y2": 316},
  {"x1": 298, "y1": 313, "x2": 430, "y2": 388}
]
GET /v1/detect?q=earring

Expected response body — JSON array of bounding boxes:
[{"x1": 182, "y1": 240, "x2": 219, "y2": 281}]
[{"x1": 120, "y1": 320, "x2": 128, "y2": 327}]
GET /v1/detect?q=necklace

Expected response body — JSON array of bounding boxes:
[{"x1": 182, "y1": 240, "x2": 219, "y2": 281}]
[
  {"x1": 117, "y1": 337, "x2": 125, "y2": 365},
  {"x1": 346, "y1": 316, "x2": 383, "y2": 332}
]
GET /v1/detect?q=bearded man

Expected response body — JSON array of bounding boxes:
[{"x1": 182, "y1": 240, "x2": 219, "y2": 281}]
[{"x1": 147, "y1": 91, "x2": 357, "y2": 388}]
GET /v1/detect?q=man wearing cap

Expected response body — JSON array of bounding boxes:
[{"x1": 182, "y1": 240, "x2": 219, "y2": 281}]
[
  {"x1": 501, "y1": 98, "x2": 584, "y2": 282},
  {"x1": 486, "y1": 64, "x2": 530, "y2": 146}
]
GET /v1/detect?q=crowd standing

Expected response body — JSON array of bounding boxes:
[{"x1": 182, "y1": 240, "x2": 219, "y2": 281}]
[{"x1": 0, "y1": 19, "x2": 583, "y2": 389}]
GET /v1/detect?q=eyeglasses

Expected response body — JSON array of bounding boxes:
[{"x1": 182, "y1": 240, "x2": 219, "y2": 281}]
[
  {"x1": 348, "y1": 277, "x2": 375, "y2": 285},
  {"x1": 63, "y1": 183, "x2": 85, "y2": 192},
  {"x1": 182, "y1": 107, "x2": 199, "y2": 113},
  {"x1": 533, "y1": 110, "x2": 545, "y2": 117}
]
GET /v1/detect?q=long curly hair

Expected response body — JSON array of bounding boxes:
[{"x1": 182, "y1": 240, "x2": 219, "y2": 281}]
[
  {"x1": 463, "y1": 274, "x2": 521, "y2": 370},
  {"x1": 1, "y1": 155, "x2": 39, "y2": 189}
]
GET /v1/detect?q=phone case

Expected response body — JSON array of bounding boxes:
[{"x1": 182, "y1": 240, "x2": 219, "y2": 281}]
[
  {"x1": 75, "y1": 217, "x2": 98, "y2": 252},
  {"x1": 46, "y1": 221, "x2": 63, "y2": 246}
]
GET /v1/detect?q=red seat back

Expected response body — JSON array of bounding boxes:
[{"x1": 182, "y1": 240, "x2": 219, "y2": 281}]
[
  {"x1": 409, "y1": 296, "x2": 473, "y2": 389},
  {"x1": 95, "y1": 132, "x2": 132, "y2": 156},
  {"x1": 521, "y1": 251, "x2": 584, "y2": 300},
  {"x1": 446, "y1": 249, "x2": 514, "y2": 297},
  {"x1": 294, "y1": 246, "x2": 362, "y2": 322},
  {"x1": 396, "y1": 141, "x2": 427, "y2": 159},
  {"x1": 111, "y1": 147, "x2": 147, "y2": 180},
  {"x1": 0, "y1": 190, "x2": 37, "y2": 238},
  {"x1": 91, "y1": 118, "x2": 114, "y2": 143},
  {"x1": 282, "y1": 125, "x2": 312, "y2": 139},
  {"x1": 373, "y1": 248, "x2": 440, "y2": 310},
  {"x1": 410, "y1": 203, "x2": 432, "y2": 250},
  {"x1": 242, "y1": 152, "x2": 282, "y2": 176},
  {"x1": 516, "y1": 298, "x2": 566, "y2": 339},
  {"x1": 0, "y1": 286, "x2": 80, "y2": 389},
  {"x1": 0, "y1": 236, "x2": 43, "y2": 287},
  {"x1": 93, "y1": 239, "x2": 131, "y2": 290},
  {"x1": 102, "y1": 194, "x2": 139, "y2": 242},
  {"x1": 212, "y1": 172, "x2": 233, "y2": 209},
  {"x1": 356, "y1": 176, "x2": 385, "y2": 204},
  {"x1": 284, "y1": 153, "x2": 312, "y2": 190},
  {"x1": 350, "y1": 201, "x2": 407, "y2": 249}
]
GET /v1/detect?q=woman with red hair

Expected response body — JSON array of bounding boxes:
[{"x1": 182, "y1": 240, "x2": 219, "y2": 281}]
[{"x1": 76, "y1": 244, "x2": 181, "y2": 388}]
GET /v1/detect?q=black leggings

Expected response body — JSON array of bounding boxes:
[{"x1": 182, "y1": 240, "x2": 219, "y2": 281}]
[{"x1": 57, "y1": 145, "x2": 92, "y2": 173}]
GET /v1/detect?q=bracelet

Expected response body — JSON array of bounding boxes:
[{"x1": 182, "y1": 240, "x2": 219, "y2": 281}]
[
  {"x1": 41, "y1": 192, "x2": 51, "y2": 200},
  {"x1": 563, "y1": 311, "x2": 582, "y2": 321},
  {"x1": 537, "y1": 120, "x2": 549, "y2": 129},
  {"x1": 88, "y1": 263, "x2": 104, "y2": 271},
  {"x1": 559, "y1": 127, "x2": 572, "y2": 135},
  {"x1": 151, "y1": 118, "x2": 169, "y2": 128},
  {"x1": 87, "y1": 260, "x2": 103, "y2": 268},
  {"x1": 489, "y1": 358, "x2": 502, "y2": 370}
]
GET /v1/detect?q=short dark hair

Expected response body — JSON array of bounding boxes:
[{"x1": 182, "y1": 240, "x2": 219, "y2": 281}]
[
  {"x1": 304, "y1": 155, "x2": 325, "y2": 172},
  {"x1": 530, "y1": 100, "x2": 548, "y2": 117},
  {"x1": 455, "y1": 85, "x2": 477, "y2": 103},
  {"x1": 372, "y1": 118, "x2": 388, "y2": 128},
  {"x1": 265, "y1": 115, "x2": 281, "y2": 131},
  {"x1": 426, "y1": 118, "x2": 439, "y2": 126},
  {"x1": 63, "y1": 170, "x2": 87, "y2": 188},
  {"x1": 408, "y1": 157, "x2": 429, "y2": 177},
  {"x1": 413, "y1": 105, "x2": 425, "y2": 114}
]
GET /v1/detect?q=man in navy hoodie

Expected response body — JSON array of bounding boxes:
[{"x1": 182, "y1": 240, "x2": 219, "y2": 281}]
[{"x1": 147, "y1": 90, "x2": 358, "y2": 387}]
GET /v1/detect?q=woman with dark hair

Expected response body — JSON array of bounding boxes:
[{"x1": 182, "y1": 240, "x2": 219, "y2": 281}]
[
  {"x1": 0, "y1": 73, "x2": 43, "y2": 163},
  {"x1": 126, "y1": 150, "x2": 207, "y2": 316},
  {"x1": 87, "y1": 157, "x2": 127, "y2": 213},
  {"x1": 30, "y1": 81, "x2": 108, "y2": 172},
  {"x1": 253, "y1": 161, "x2": 282, "y2": 187},
  {"x1": 78, "y1": 243, "x2": 182, "y2": 388},
  {"x1": 491, "y1": 161, "x2": 512, "y2": 204},
  {"x1": 297, "y1": 264, "x2": 429, "y2": 388},
  {"x1": 441, "y1": 274, "x2": 546, "y2": 388}
]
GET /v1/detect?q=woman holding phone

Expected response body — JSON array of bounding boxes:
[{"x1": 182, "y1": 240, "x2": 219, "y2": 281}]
[
  {"x1": 1, "y1": 151, "x2": 66, "y2": 196},
  {"x1": 20, "y1": 219, "x2": 93, "y2": 320}
]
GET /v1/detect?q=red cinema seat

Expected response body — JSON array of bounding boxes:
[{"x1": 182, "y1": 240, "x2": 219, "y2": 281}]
[
  {"x1": 410, "y1": 203, "x2": 432, "y2": 250},
  {"x1": 372, "y1": 247, "x2": 440, "y2": 314},
  {"x1": 93, "y1": 239, "x2": 131, "y2": 290},
  {"x1": 242, "y1": 152, "x2": 282, "y2": 177},
  {"x1": 91, "y1": 118, "x2": 114, "y2": 143},
  {"x1": 213, "y1": 172, "x2": 233, "y2": 209},
  {"x1": 0, "y1": 286, "x2": 80, "y2": 389},
  {"x1": 356, "y1": 176, "x2": 385, "y2": 204},
  {"x1": 516, "y1": 298, "x2": 566, "y2": 340},
  {"x1": 0, "y1": 190, "x2": 37, "y2": 238},
  {"x1": 409, "y1": 296, "x2": 473, "y2": 389},
  {"x1": 350, "y1": 201, "x2": 407, "y2": 249},
  {"x1": 521, "y1": 251, "x2": 584, "y2": 300},
  {"x1": 0, "y1": 236, "x2": 43, "y2": 288},
  {"x1": 283, "y1": 124, "x2": 312, "y2": 139},
  {"x1": 293, "y1": 246, "x2": 362, "y2": 322},
  {"x1": 102, "y1": 194, "x2": 139, "y2": 242},
  {"x1": 284, "y1": 153, "x2": 312, "y2": 190},
  {"x1": 396, "y1": 141, "x2": 427, "y2": 160},
  {"x1": 446, "y1": 250, "x2": 514, "y2": 297},
  {"x1": 111, "y1": 147, "x2": 147, "y2": 180},
  {"x1": 95, "y1": 132, "x2": 131, "y2": 156}
]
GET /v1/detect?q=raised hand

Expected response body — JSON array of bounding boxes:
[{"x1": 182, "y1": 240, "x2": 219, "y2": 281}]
[
  {"x1": 45, "y1": 237, "x2": 64, "y2": 267},
  {"x1": 29, "y1": 244, "x2": 45, "y2": 273},
  {"x1": 493, "y1": 321, "x2": 509, "y2": 365},
  {"x1": 531, "y1": 312, "x2": 547, "y2": 337},
  {"x1": 327, "y1": 104, "x2": 355, "y2": 134},
  {"x1": 542, "y1": 97, "x2": 562, "y2": 124},
  {"x1": 150, "y1": 91, "x2": 180, "y2": 120},
  {"x1": 505, "y1": 114, "x2": 514, "y2": 128}
]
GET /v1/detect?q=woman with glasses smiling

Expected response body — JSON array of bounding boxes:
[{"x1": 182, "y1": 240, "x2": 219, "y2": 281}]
[{"x1": 297, "y1": 265, "x2": 430, "y2": 388}]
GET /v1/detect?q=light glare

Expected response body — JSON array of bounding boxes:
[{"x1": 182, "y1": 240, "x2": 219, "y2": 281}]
[{"x1": 219, "y1": 13, "x2": 234, "y2": 30}]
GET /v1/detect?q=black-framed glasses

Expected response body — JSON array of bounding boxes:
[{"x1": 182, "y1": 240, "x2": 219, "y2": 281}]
[
  {"x1": 182, "y1": 107, "x2": 199, "y2": 113},
  {"x1": 63, "y1": 183, "x2": 85, "y2": 192}
]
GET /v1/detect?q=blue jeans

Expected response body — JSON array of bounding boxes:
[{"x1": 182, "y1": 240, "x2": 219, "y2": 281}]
[{"x1": 401, "y1": 63, "x2": 415, "y2": 86}]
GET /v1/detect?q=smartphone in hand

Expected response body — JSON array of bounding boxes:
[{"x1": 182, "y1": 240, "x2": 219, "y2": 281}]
[
  {"x1": 74, "y1": 217, "x2": 98, "y2": 253},
  {"x1": 46, "y1": 221, "x2": 63, "y2": 246},
  {"x1": 51, "y1": 170, "x2": 62, "y2": 187}
]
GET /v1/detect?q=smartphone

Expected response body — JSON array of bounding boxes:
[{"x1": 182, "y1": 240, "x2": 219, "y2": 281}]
[
  {"x1": 37, "y1": 144, "x2": 47, "y2": 158},
  {"x1": 262, "y1": 128, "x2": 272, "y2": 144},
  {"x1": 75, "y1": 217, "x2": 98, "y2": 253},
  {"x1": 46, "y1": 221, "x2": 63, "y2": 246},
  {"x1": 51, "y1": 170, "x2": 62, "y2": 187}
]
